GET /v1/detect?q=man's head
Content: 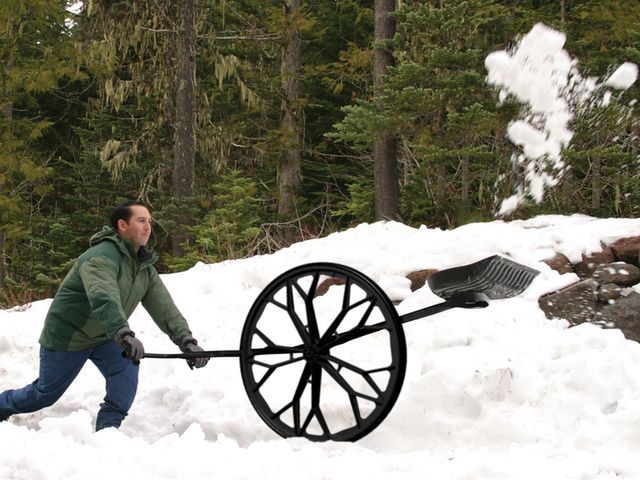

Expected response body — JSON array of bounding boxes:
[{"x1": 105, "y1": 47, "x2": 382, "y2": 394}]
[{"x1": 110, "y1": 200, "x2": 152, "y2": 250}]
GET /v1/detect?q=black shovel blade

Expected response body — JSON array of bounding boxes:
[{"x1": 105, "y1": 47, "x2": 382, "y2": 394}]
[{"x1": 427, "y1": 255, "x2": 539, "y2": 300}]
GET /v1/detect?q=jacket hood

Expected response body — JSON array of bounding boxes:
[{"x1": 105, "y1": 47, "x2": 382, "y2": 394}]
[
  {"x1": 90, "y1": 226, "x2": 119, "y2": 246},
  {"x1": 89, "y1": 226, "x2": 157, "y2": 264}
]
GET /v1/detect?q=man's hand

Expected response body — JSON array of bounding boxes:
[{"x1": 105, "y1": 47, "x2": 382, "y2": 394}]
[
  {"x1": 179, "y1": 336, "x2": 209, "y2": 369},
  {"x1": 116, "y1": 326, "x2": 145, "y2": 363}
]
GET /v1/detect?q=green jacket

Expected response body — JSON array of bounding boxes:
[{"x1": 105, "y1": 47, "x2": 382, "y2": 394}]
[{"x1": 39, "y1": 227, "x2": 192, "y2": 351}]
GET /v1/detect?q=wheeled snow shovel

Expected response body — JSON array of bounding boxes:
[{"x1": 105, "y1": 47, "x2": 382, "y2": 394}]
[{"x1": 142, "y1": 255, "x2": 539, "y2": 442}]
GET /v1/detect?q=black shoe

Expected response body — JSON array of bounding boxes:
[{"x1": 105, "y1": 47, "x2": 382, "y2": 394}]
[{"x1": 0, "y1": 411, "x2": 10, "y2": 422}]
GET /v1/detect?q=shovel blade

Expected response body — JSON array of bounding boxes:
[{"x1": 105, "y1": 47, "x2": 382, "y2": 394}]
[{"x1": 427, "y1": 255, "x2": 539, "y2": 300}]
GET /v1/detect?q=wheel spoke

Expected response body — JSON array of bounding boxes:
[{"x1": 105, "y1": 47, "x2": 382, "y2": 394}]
[
  {"x1": 247, "y1": 354, "x2": 305, "y2": 370},
  {"x1": 304, "y1": 274, "x2": 321, "y2": 342},
  {"x1": 293, "y1": 397, "x2": 301, "y2": 435},
  {"x1": 286, "y1": 280, "x2": 311, "y2": 344},
  {"x1": 324, "y1": 320, "x2": 388, "y2": 349},
  {"x1": 316, "y1": 359, "x2": 374, "y2": 437},
  {"x1": 355, "y1": 300, "x2": 376, "y2": 329},
  {"x1": 349, "y1": 395, "x2": 362, "y2": 427},
  {"x1": 318, "y1": 295, "x2": 376, "y2": 347},
  {"x1": 311, "y1": 363, "x2": 322, "y2": 408},
  {"x1": 292, "y1": 361, "x2": 313, "y2": 405},
  {"x1": 315, "y1": 409, "x2": 331, "y2": 438},
  {"x1": 249, "y1": 345, "x2": 304, "y2": 356},
  {"x1": 342, "y1": 278, "x2": 351, "y2": 312},
  {"x1": 253, "y1": 366, "x2": 276, "y2": 392},
  {"x1": 299, "y1": 364, "x2": 321, "y2": 435},
  {"x1": 306, "y1": 272, "x2": 320, "y2": 298},
  {"x1": 254, "y1": 328, "x2": 276, "y2": 347},
  {"x1": 321, "y1": 360, "x2": 384, "y2": 405},
  {"x1": 327, "y1": 355, "x2": 388, "y2": 397},
  {"x1": 300, "y1": 409, "x2": 313, "y2": 433},
  {"x1": 272, "y1": 401, "x2": 293, "y2": 420},
  {"x1": 269, "y1": 297, "x2": 288, "y2": 311},
  {"x1": 292, "y1": 279, "x2": 309, "y2": 301},
  {"x1": 269, "y1": 361, "x2": 312, "y2": 421},
  {"x1": 298, "y1": 363, "x2": 331, "y2": 439},
  {"x1": 249, "y1": 354, "x2": 306, "y2": 393}
]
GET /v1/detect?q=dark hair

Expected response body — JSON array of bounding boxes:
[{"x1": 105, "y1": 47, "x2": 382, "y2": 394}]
[{"x1": 110, "y1": 200, "x2": 149, "y2": 230}]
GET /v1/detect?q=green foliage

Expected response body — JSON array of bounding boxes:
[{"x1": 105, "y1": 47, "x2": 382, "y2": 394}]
[
  {"x1": 330, "y1": 0, "x2": 516, "y2": 227},
  {"x1": 332, "y1": 179, "x2": 376, "y2": 223},
  {"x1": 331, "y1": 0, "x2": 640, "y2": 227},
  {"x1": 164, "y1": 170, "x2": 262, "y2": 270},
  {"x1": 0, "y1": 0, "x2": 85, "y2": 300},
  {"x1": 2, "y1": 0, "x2": 640, "y2": 308}
]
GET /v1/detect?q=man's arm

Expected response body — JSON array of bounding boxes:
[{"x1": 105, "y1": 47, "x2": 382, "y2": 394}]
[
  {"x1": 78, "y1": 256, "x2": 128, "y2": 338},
  {"x1": 141, "y1": 269, "x2": 192, "y2": 344},
  {"x1": 142, "y1": 270, "x2": 209, "y2": 368}
]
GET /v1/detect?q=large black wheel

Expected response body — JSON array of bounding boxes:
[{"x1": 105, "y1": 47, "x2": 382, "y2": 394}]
[{"x1": 239, "y1": 263, "x2": 407, "y2": 442}]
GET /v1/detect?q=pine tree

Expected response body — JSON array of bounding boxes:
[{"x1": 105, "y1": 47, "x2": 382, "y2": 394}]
[
  {"x1": 331, "y1": 0, "x2": 516, "y2": 227},
  {"x1": 0, "y1": 0, "x2": 82, "y2": 296}
]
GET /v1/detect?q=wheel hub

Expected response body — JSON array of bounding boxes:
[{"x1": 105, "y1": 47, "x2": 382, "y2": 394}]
[{"x1": 303, "y1": 343, "x2": 327, "y2": 363}]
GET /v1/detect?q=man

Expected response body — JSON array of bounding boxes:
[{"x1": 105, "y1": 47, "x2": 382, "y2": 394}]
[{"x1": 0, "y1": 200, "x2": 208, "y2": 430}]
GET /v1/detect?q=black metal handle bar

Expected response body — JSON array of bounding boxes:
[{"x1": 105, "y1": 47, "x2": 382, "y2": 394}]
[
  {"x1": 141, "y1": 345, "x2": 305, "y2": 360},
  {"x1": 399, "y1": 292, "x2": 489, "y2": 323},
  {"x1": 323, "y1": 293, "x2": 488, "y2": 349},
  {"x1": 143, "y1": 350, "x2": 240, "y2": 359},
  {"x1": 141, "y1": 293, "x2": 488, "y2": 360}
]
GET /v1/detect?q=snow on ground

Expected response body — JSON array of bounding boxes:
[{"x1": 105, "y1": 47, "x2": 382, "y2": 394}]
[{"x1": 2, "y1": 214, "x2": 640, "y2": 479}]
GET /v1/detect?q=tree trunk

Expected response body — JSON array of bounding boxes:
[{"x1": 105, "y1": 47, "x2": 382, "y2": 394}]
[
  {"x1": 631, "y1": 120, "x2": 639, "y2": 156},
  {"x1": 592, "y1": 157, "x2": 601, "y2": 210},
  {"x1": 172, "y1": 0, "x2": 197, "y2": 255},
  {"x1": 0, "y1": 100, "x2": 10, "y2": 287},
  {"x1": 562, "y1": 165, "x2": 575, "y2": 211},
  {"x1": 277, "y1": 0, "x2": 302, "y2": 216},
  {"x1": 0, "y1": 56, "x2": 12, "y2": 287},
  {"x1": 460, "y1": 155, "x2": 469, "y2": 211},
  {"x1": 560, "y1": 0, "x2": 566, "y2": 27},
  {"x1": 373, "y1": 0, "x2": 399, "y2": 221}
]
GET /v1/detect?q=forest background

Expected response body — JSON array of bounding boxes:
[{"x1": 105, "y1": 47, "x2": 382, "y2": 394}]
[{"x1": 1, "y1": 0, "x2": 638, "y2": 307}]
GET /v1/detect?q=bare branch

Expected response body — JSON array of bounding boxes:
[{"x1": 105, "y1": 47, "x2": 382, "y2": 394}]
[
  {"x1": 138, "y1": 26, "x2": 179, "y2": 33},
  {"x1": 198, "y1": 33, "x2": 282, "y2": 41}
]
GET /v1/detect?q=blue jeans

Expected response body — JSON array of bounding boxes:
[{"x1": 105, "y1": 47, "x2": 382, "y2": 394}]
[{"x1": 0, "y1": 341, "x2": 138, "y2": 430}]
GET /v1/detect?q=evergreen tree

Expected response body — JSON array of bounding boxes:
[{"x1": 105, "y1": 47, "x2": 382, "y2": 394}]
[
  {"x1": 563, "y1": 0, "x2": 640, "y2": 217},
  {"x1": 331, "y1": 0, "x2": 517, "y2": 227},
  {"x1": 0, "y1": 0, "x2": 83, "y2": 300}
]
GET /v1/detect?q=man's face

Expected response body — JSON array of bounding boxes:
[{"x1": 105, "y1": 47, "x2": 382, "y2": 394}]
[{"x1": 118, "y1": 205, "x2": 152, "y2": 250}]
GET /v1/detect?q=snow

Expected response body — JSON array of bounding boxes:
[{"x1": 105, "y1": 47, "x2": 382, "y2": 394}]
[
  {"x1": 3, "y1": 215, "x2": 640, "y2": 479},
  {"x1": 605, "y1": 63, "x2": 639, "y2": 90},
  {"x1": 485, "y1": 23, "x2": 638, "y2": 215},
  {"x1": 485, "y1": 23, "x2": 579, "y2": 214}
]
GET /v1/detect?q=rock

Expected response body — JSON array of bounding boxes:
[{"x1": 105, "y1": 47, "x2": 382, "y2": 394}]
[
  {"x1": 538, "y1": 279, "x2": 598, "y2": 324},
  {"x1": 592, "y1": 262, "x2": 640, "y2": 286},
  {"x1": 538, "y1": 241, "x2": 640, "y2": 342},
  {"x1": 406, "y1": 269, "x2": 439, "y2": 291},
  {"x1": 574, "y1": 244, "x2": 615, "y2": 278},
  {"x1": 542, "y1": 253, "x2": 574, "y2": 274},
  {"x1": 592, "y1": 292, "x2": 640, "y2": 343},
  {"x1": 597, "y1": 283, "x2": 623, "y2": 304},
  {"x1": 610, "y1": 236, "x2": 640, "y2": 266},
  {"x1": 315, "y1": 277, "x2": 346, "y2": 296}
]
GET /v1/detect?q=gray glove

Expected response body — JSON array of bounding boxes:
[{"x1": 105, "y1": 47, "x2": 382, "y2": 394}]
[
  {"x1": 179, "y1": 336, "x2": 209, "y2": 369},
  {"x1": 116, "y1": 327, "x2": 145, "y2": 363}
]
